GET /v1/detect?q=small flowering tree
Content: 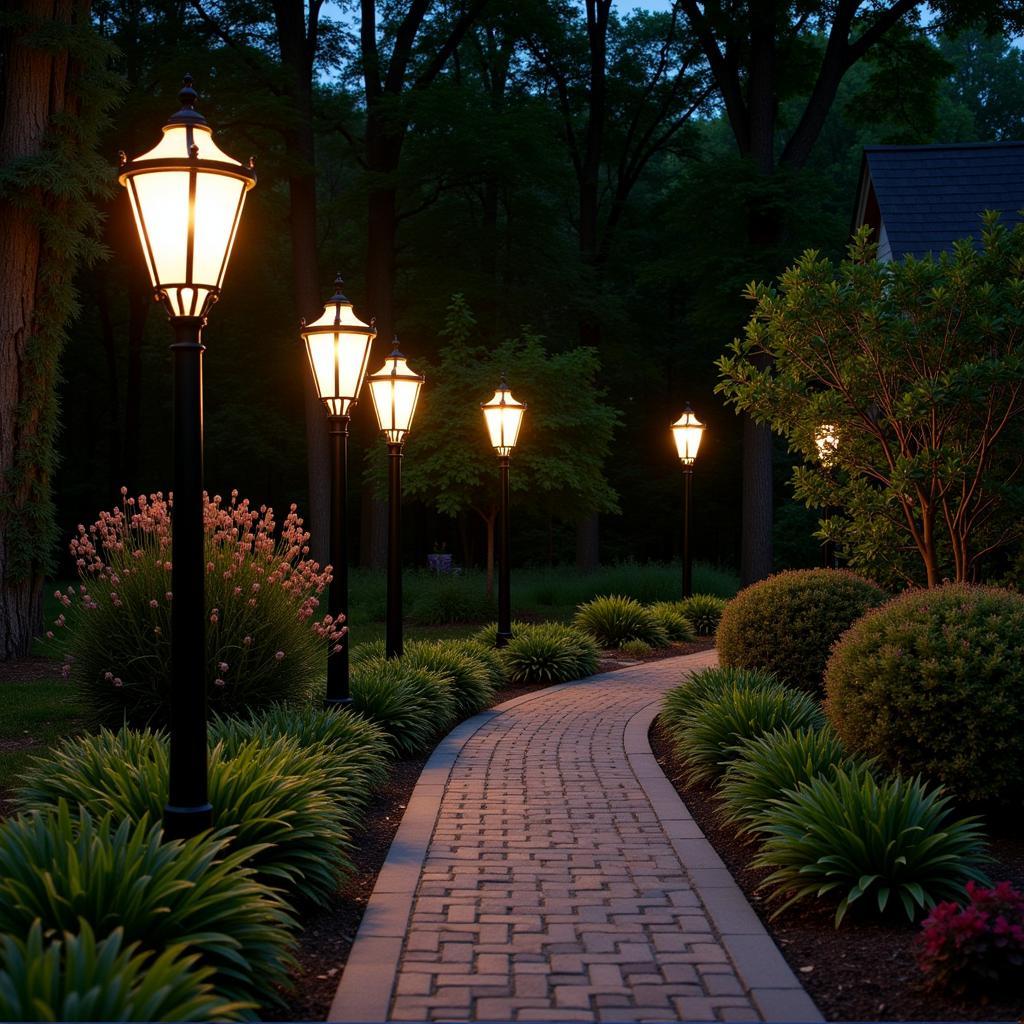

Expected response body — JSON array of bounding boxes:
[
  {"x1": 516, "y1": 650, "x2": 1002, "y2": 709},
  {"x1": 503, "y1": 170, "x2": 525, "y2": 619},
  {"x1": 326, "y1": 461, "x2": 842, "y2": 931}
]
[{"x1": 54, "y1": 490, "x2": 343, "y2": 726}]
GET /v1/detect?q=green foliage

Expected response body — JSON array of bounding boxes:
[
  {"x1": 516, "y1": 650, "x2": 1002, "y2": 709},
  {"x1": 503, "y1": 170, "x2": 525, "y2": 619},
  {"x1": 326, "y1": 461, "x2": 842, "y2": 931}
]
[
  {"x1": 620, "y1": 639, "x2": 653, "y2": 657},
  {"x1": 719, "y1": 726, "x2": 866, "y2": 834},
  {"x1": 452, "y1": 639, "x2": 508, "y2": 688},
  {"x1": 349, "y1": 659, "x2": 456, "y2": 755},
  {"x1": 0, "y1": 803, "x2": 294, "y2": 1010},
  {"x1": 18, "y1": 728, "x2": 357, "y2": 903},
  {"x1": 660, "y1": 666, "x2": 781, "y2": 738},
  {"x1": 0, "y1": 921, "x2": 245, "y2": 1022},
  {"x1": 677, "y1": 593, "x2": 728, "y2": 636},
  {"x1": 573, "y1": 595, "x2": 670, "y2": 649},
  {"x1": 647, "y1": 602, "x2": 696, "y2": 642},
  {"x1": 472, "y1": 620, "x2": 533, "y2": 648},
  {"x1": 717, "y1": 569, "x2": 886, "y2": 694},
  {"x1": 503, "y1": 623, "x2": 600, "y2": 684},
  {"x1": 753, "y1": 766, "x2": 991, "y2": 926},
  {"x1": 400, "y1": 640, "x2": 496, "y2": 717},
  {"x1": 58, "y1": 494, "x2": 339, "y2": 727},
  {"x1": 407, "y1": 574, "x2": 496, "y2": 625},
  {"x1": 672, "y1": 682, "x2": 826, "y2": 782},
  {"x1": 716, "y1": 221, "x2": 1024, "y2": 586},
  {"x1": 825, "y1": 584, "x2": 1024, "y2": 804}
]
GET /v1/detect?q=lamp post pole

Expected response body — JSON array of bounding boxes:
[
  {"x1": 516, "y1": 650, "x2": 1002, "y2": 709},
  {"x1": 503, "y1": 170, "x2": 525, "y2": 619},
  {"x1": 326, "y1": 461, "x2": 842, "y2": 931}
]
[
  {"x1": 497, "y1": 455, "x2": 512, "y2": 647},
  {"x1": 386, "y1": 442, "x2": 404, "y2": 658},
  {"x1": 327, "y1": 414, "x2": 351, "y2": 705},
  {"x1": 682, "y1": 465, "x2": 693, "y2": 599}
]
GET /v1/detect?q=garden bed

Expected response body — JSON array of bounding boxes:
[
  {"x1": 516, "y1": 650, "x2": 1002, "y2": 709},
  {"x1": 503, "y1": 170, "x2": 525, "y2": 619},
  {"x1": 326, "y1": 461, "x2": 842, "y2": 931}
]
[{"x1": 649, "y1": 719, "x2": 1024, "y2": 1022}]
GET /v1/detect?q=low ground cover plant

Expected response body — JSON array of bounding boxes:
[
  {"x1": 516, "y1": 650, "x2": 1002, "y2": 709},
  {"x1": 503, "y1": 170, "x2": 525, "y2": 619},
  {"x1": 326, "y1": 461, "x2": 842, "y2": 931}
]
[
  {"x1": 753, "y1": 765, "x2": 990, "y2": 926},
  {"x1": 717, "y1": 568, "x2": 886, "y2": 694},
  {"x1": 573, "y1": 595, "x2": 670, "y2": 649},
  {"x1": 52, "y1": 491, "x2": 342, "y2": 727},
  {"x1": 918, "y1": 881, "x2": 1024, "y2": 995},
  {"x1": 0, "y1": 803, "x2": 294, "y2": 1010},
  {"x1": 825, "y1": 584, "x2": 1024, "y2": 804},
  {"x1": 502, "y1": 623, "x2": 600, "y2": 684}
]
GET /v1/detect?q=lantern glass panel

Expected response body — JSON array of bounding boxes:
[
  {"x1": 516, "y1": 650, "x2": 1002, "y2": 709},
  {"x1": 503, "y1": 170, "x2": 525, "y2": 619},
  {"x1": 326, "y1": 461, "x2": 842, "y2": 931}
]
[
  {"x1": 671, "y1": 409, "x2": 705, "y2": 464},
  {"x1": 369, "y1": 355, "x2": 423, "y2": 442},
  {"x1": 482, "y1": 389, "x2": 526, "y2": 455}
]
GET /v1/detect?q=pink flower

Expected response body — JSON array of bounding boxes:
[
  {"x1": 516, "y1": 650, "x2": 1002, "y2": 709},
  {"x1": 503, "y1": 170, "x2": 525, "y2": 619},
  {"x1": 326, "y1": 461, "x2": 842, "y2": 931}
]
[
  {"x1": 214, "y1": 677, "x2": 226, "y2": 687},
  {"x1": 218, "y1": 662, "x2": 229, "y2": 673},
  {"x1": 243, "y1": 635, "x2": 253, "y2": 647},
  {"x1": 275, "y1": 651, "x2": 285, "y2": 661},
  {"x1": 149, "y1": 599, "x2": 158, "y2": 608}
]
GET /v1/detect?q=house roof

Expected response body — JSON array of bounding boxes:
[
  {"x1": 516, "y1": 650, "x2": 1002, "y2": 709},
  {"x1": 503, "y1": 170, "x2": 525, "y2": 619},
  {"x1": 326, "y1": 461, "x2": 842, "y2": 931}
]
[{"x1": 854, "y1": 141, "x2": 1024, "y2": 259}]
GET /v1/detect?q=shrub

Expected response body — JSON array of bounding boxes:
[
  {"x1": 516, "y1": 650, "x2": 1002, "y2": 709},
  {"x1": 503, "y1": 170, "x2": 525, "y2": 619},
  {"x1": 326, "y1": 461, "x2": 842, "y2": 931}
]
[
  {"x1": 350, "y1": 639, "x2": 387, "y2": 664},
  {"x1": 678, "y1": 593, "x2": 728, "y2": 636},
  {"x1": 471, "y1": 620, "x2": 532, "y2": 648},
  {"x1": 660, "y1": 666, "x2": 783, "y2": 740},
  {"x1": 718, "y1": 726, "x2": 866, "y2": 833},
  {"x1": 350, "y1": 659, "x2": 456, "y2": 755},
  {"x1": 407, "y1": 575, "x2": 495, "y2": 625},
  {"x1": 824, "y1": 584, "x2": 1024, "y2": 804},
  {"x1": 0, "y1": 922, "x2": 246, "y2": 1022},
  {"x1": 503, "y1": 623, "x2": 600, "y2": 685},
  {"x1": 400, "y1": 640, "x2": 495, "y2": 717},
  {"x1": 673, "y1": 682, "x2": 825, "y2": 782},
  {"x1": 620, "y1": 639, "x2": 653, "y2": 657},
  {"x1": 753, "y1": 765, "x2": 990, "y2": 926},
  {"x1": 646, "y1": 602, "x2": 695, "y2": 643},
  {"x1": 0, "y1": 803, "x2": 294, "y2": 1009},
  {"x1": 717, "y1": 568, "x2": 886, "y2": 694},
  {"x1": 52, "y1": 492, "x2": 342, "y2": 728},
  {"x1": 918, "y1": 881, "x2": 1024, "y2": 995},
  {"x1": 18, "y1": 728, "x2": 355, "y2": 903},
  {"x1": 573, "y1": 595, "x2": 670, "y2": 649},
  {"x1": 452, "y1": 639, "x2": 508, "y2": 688}
]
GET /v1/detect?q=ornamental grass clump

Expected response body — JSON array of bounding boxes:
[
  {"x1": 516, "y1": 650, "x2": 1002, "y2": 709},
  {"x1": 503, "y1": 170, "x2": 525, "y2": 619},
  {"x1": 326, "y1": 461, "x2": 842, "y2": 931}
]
[
  {"x1": 0, "y1": 803, "x2": 295, "y2": 1011},
  {"x1": 18, "y1": 728, "x2": 356, "y2": 904},
  {"x1": 717, "y1": 568, "x2": 886, "y2": 694},
  {"x1": 660, "y1": 666, "x2": 781, "y2": 739},
  {"x1": 400, "y1": 640, "x2": 496, "y2": 717},
  {"x1": 573, "y1": 595, "x2": 670, "y2": 649},
  {"x1": 53, "y1": 490, "x2": 343, "y2": 727},
  {"x1": 503, "y1": 623, "x2": 600, "y2": 684},
  {"x1": 718, "y1": 726, "x2": 866, "y2": 834},
  {"x1": 677, "y1": 593, "x2": 728, "y2": 636},
  {"x1": 0, "y1": 922, "x2": 247, "y2": 1023},
  {"x1": 825, "y1": 584, "x2": 1024, "y2": 804},
  {"x1": 753, "y1": 765, "x2": 990, "y2": 926},
  {"x1": 917, "y1": 881, "x2": 1024, "y2": 995},
  {"x1": 673, "y1": 682, "x2": 825, "y2": 783},
  {"x1": 646, "y1": 602, "x2": 695, "y2": 642},
  {"x1": 472, "y1": 620, "x2": 532, "y2": 648}
]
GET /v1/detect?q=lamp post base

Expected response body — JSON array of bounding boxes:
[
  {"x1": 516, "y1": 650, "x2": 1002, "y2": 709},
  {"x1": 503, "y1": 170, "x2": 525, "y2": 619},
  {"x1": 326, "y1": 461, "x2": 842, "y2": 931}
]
[{"x1": 163, "y1": 802, "x2": 214, "y2": 840}]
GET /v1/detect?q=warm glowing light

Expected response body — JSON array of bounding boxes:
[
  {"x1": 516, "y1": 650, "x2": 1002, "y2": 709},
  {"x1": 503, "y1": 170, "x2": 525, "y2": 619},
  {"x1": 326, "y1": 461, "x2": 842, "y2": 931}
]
[
  {"x1": 671, "y1": 405, "x2": 705, "y2": 465},
  {"x1": 368, "y1": 343, "x2": 425, "y2": 443},
  {"x1": 118, "y1": 75, "x2": 255, "y2": 319},
  {"x1": 481, "y1": 377, "x2": 526, "y2": 456},
  {"x1": 815, "y1": 423, "x2": 839, "y2": 467},
  {"x1": 300, "y1": 277, "x2": 376, "y2": 416}
]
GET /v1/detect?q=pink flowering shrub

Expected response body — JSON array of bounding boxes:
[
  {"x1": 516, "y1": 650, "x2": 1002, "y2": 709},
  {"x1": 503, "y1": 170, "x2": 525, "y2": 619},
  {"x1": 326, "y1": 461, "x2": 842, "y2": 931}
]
[
  {"x1": 55, "y1": 489, "x2": 343, "y2": 725},
  {"x1": 918, "y1": 881, "x2": 1024, "y2": 995}
]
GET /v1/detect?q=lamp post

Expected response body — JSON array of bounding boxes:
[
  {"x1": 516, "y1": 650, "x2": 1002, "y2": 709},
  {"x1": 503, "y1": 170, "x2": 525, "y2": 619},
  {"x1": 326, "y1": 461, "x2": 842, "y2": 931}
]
[
  {"x1": 815, "y1": 424, "x2": 839, "y2": 569},
  {"x1": 368, "y1": 341, "x2": 424, "y2": 660},
  {"x1": 670, "y1": 405, "x2": 705, "y2": 599},
  {"x1": 118, "y1": 74, "x2": 255, "y2": 839},
  {"x1": 481, "y1": 376, "x2": 526, "y2": 647},
  {"x1": 300, "y1": 276, "x2": 376, "y2": 706}
]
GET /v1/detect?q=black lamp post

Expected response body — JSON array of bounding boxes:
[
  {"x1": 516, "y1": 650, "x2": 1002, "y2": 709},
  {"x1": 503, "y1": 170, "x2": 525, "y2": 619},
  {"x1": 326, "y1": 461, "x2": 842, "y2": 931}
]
[
  {"x1": 300, "y1": 277, "x2": 376, "y2": 706},
  {"x1": 815, "y1": 424, "x2": 839, "y2": 569},
  {"x1": 368, "y1": 341, "x2": 424, "y2": 659},
  {"x1": 118, "y1": 75, "x2": 255, "y2": 839},
  {"x1": 670, "y1": 404, "x2": 705, "y2": 599},
  {"x1": 481, "y1": 376, "x2": 526, "y2": 647}
]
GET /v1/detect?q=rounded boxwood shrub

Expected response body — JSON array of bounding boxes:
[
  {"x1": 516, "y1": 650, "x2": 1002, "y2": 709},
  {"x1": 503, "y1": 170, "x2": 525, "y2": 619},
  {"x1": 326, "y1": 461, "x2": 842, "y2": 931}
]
[
  {"x1": 503, "y1": 623, "x2": 600, "y2": 684},
  {"x1": 574, "y1": 595, "x2": 670, "y2": 649},
  {"x1": 18, "y1": 728, "x2": 357, "y2": 903},
  {"x1": 0, "y1": 922, "x2": 246, "y2": 1022},
  {"x1": 53, "y1": 492, "x2": 342, "y2": 728},
  {"x1": 824, "y1": 584, "x2": 1024, "y2": 804},
  {"x1": 717, "y1": 569, "x2": 886, "y2": 694},
  {"x1": 661, "y1": 666, "x2": 780, "y2": 739},
  {"x1": 753, "y1": 765, "x2": 990, "y2": 926},
  {"x1": 678, "y1": 593, "x2": 728, "y2": 636},
  {"x1": 0, "y1": 803, "x2": 294, "y2": 1010}
]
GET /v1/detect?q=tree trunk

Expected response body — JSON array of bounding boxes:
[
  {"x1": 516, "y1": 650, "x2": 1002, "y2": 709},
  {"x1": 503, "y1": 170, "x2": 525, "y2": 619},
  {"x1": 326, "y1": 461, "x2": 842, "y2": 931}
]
[{"x1": 0, "y1": 0, "x2": 78, "y2": 657}]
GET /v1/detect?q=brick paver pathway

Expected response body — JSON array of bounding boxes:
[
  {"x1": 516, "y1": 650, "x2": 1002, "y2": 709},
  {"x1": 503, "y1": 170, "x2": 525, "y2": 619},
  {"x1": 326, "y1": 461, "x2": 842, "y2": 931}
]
[{"x1": 331, "y1": 652, "x2": 819, "y2": 1023}]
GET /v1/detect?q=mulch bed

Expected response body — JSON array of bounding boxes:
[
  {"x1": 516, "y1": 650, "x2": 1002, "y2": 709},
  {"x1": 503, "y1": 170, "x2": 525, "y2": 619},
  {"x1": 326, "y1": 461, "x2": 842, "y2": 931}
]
[{"x1": 649, "y1": 720, "x2": 1024, "y2": 1022}]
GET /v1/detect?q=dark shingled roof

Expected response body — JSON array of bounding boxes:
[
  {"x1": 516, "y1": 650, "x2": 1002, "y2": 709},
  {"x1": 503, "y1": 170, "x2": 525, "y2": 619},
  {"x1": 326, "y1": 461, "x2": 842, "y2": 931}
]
[{"x1": 856, "y1": 142, "x2": 1024, "y2": 259}]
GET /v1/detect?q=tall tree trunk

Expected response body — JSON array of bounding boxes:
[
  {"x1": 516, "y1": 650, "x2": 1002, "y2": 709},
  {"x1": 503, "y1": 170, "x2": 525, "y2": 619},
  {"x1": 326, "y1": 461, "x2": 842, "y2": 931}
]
[{"x1": 0, "y1": 0, "x2": 79, "y2": 657}]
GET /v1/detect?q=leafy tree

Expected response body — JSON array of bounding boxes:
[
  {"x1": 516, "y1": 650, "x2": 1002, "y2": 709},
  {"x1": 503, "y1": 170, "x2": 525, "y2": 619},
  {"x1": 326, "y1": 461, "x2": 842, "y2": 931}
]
[
  {"x1": 386, "y1": 295, "x2": 620, "y2": 592},
  {"x1": 717, "y1": 218, "x2": 1024, "y2": 587}
]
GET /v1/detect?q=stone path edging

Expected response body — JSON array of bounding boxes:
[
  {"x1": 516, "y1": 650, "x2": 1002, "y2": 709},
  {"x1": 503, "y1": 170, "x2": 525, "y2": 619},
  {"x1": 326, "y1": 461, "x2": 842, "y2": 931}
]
[{"x1": 328, "y1": 654, "x2": 822, "y2": 1023}]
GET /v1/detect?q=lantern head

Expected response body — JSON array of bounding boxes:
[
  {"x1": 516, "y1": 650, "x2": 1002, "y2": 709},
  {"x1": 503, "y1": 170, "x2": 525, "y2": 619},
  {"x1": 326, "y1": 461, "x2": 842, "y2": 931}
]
[
  {"x1": 481, "y1": 375, "x2": 526, "y2": 457},
  {"x1": 300, "y1": 276, "x2": 377, "y2": 417},
  {"x1": 368, "y1": 340, "x2": 425, "y2": 444},
  {"x1": 118, "y1": 74, "x2": 256, "y2": 321},
  {"x1": 671, "y1": 404, "x2": 705, "y2": 465}
]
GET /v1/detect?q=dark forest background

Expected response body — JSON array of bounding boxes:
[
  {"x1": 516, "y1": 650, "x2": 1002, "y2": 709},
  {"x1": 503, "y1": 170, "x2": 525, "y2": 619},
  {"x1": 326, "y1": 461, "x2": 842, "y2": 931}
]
[{"x1": 55, "y1": 1, "x2": 1024, "y2": 577}]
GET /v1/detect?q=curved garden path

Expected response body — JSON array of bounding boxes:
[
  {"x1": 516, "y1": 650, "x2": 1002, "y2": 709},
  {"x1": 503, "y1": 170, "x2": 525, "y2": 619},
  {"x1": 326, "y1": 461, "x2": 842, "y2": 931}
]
[{"x1": 329, "y1": 651, "x2": 821, "y2": 1023}]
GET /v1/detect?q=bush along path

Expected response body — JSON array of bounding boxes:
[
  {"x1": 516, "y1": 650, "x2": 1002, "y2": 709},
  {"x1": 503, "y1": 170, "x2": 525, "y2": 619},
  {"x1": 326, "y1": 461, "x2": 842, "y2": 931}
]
[{"x1": 329, "y1": 651, "x2": 820, "y2": 1023}]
